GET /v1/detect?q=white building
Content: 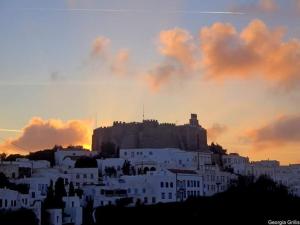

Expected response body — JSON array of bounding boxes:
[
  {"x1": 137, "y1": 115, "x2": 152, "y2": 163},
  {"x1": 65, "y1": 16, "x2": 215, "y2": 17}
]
[
  {"x1": 222, "y1": 153, "x2": 250, "y2": 175},
  {"x1": 97, "y1": 158, "x2": 125, "y2": 176},
  {"x1": 120, "y1": 148, "x2": 212, "y2": 171},
  {"x1": 63, "y1": 196, "x2": 83, "y2": 225},
  {"x1": 65, "y1": 167, "x2": 98, "y2": 188},
  {"x1": 168, "y1": 169, "x2": 203, "y2": 201},
  {"x1": 0, "y1": 188, "x2": 42, "y2": 224},
  {"x1": 54, "y1": 147, "x2": 97, "y2": 167}
]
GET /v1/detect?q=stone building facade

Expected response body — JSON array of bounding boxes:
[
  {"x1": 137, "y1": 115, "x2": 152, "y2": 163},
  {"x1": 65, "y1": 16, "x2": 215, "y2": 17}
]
[{"x1": 92, "y1": 114, "x2": 207, "y2": 153}]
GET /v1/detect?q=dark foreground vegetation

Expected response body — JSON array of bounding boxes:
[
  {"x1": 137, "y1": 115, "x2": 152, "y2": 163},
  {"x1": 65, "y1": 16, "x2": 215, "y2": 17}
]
[
  {"x1": 94, "y1": 176, "x2": 300, "y2": 225},
  {"x1": 0, "y1": 208, "x2": 38, "y2": 225}
]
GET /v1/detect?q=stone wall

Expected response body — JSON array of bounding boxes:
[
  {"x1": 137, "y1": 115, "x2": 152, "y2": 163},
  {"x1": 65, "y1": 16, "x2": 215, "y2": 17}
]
[{"x1": 92, "y1": 114, "x2": 207, "y2": 152}]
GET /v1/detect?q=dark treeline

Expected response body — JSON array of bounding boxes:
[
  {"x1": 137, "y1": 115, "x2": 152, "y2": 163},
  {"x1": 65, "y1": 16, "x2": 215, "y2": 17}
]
[
  {"x1": 94, "y1": 175, "x2": 300, "y2": 225},
  {"x1": 0, "y1": 208, "x2": 38, "y2": 225}
]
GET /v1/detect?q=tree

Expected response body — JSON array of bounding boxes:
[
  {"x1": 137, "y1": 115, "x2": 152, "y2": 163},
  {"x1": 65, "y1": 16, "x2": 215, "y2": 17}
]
[
  {"x1": 44, "y1": 180, "x2": 55, "y2": 209},
  {"x1": 55, "y1": 177, "x2": 67, "y2": 198},
  {"x1": 69, "y1": 182, "x2": 75, "y2": 197},
  {"x1": 122, "y1": 160, "x2": 131, "y2": 175},
  {"x1": 82, "y1": 198, "x2": 94, "y2": 225},
  {"x1": 0, "y1": 208, "x2": 38, "y2": 225},
  {"x1": 5, "y1": 154, "x2": 25, "y2": 161},
  {"x1": 0, "y1": 152, "x2": 6, "y2": 160},
  {"x1": 209, "y1": 142, "x2": 227, "y2": 155},
  {"x1": 104, "y1": 166, "x2": 117, "y2": 177},
  {"x1": 52, "y1": 178, "x2": 66, "y2": 209},
  {"x1": 0, "y1": 172, "x2": 9, "y2": 188},
  {"x1": 28, "y1": 148, "x2": 55, "y2": 166},
  {"x1": 75, "y1": 156, "x2": 97, "y2": 168}
]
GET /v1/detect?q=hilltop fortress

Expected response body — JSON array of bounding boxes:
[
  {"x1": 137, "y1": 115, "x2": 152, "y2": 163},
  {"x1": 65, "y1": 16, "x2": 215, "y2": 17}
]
[{"x1": 92, "y1": 114, "x2": 208, "y2": 152}]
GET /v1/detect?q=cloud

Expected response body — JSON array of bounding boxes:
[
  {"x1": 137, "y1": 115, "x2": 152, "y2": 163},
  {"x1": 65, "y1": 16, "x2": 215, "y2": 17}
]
[
  {"x1": 158, "y1": 28, "x2": 197, "y2": 68},
  {"x1": 244, "y1": 115, "x2": 300, "y2": 149},
  {"x1": 145, "y1": 61, "x2": 184, "y2": 91},
  {"x1": 89, "y1": 36, "x2": 132, "y2": 77},
  {"x1": 145, "y1": 28, "x2": 197, "y2": 91},
  {"x1": 200, "y1": 19, "x2": 300, "y2": 89},
  {"x1": 90, "y1": 36, "x2": 111, "y2": 58},
  {"x1": 207, "y1": 123, "x2": 228, "y2": 141},
  {"x1": 0, "y1": 117, "x2": 92, "y2": 153},
  {"x1": 110, "y1": 49, "x2": 130, "y2": 76}
]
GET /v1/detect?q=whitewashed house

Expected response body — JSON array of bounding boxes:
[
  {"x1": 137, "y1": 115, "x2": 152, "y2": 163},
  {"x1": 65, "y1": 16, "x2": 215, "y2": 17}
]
[{"x1": 62, "y1": 196, "x2": 83, "y2": 225}]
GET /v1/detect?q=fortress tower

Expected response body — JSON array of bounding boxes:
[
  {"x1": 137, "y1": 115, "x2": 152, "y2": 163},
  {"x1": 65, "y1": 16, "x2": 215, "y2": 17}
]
[{"x1": 92, "y1": 114, "x2": 208, "y2": 153}]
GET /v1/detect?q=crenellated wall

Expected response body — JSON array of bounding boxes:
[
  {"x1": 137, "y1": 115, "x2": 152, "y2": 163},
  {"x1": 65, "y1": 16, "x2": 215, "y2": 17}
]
[{"x1": 92, "y1": 114, "x2": 207, "y2": 152}]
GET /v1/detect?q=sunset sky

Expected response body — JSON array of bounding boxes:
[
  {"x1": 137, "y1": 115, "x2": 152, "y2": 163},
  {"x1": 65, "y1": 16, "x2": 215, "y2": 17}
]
[{"x1": 1, "y1": 0, "x2": 300, "y2": 165}]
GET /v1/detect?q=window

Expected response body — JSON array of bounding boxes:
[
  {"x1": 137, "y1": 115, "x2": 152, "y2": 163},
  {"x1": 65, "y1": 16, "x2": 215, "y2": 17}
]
[
  {"x1": 160, "y1": 182, "x2": 164, "y2": 188},
  {"x1": 194, "y1": 181, "x2": 196, "y2": 187},
  {"x1": 166, "y1": 182, "x2": 169, "y2": 188},
  {"x1": 144, "y1": 197, "x2": 148, "y2": 204},
  {"x1": 134, "y1": 188, "x2": 138, "y2": 194},
  {"x1": 128, "y1": 188, "x2": 131, "y2": 193},
  {"x1": 0, "y1": 199, "x2": 2, "y2": 208},
  {"x1": 170, "y1": 182, "x2": 173, "y2": 188},
  {"x1": 76, "y1": 174, "x2": 80, "y2": 179},
  {"x1": 152, "y1": 197, "x2": 156, "y2": 203},
  {"x1": 187, "y1": 180, "x2": 190, "y2": 187},
  {"x1": 5, "y1": 199, "x2": 7, "y2": 207},
  {"x1": 72, "y1": 201, "x2": 74, "y2": 207},
  {"x1": 161, "y1": 192, "x2": 165, "y2": 199},
  {"x1": 83, "y1": 174, "x2": 87, "y2": 178},
  {"x1": 168, "y1": 193, "x2": 172, "y2": 199},
  {"x1": 142, "y1": 188, "x2": 146, "y2": 193},
  {"x1": 32, "y1": 192, "x2": 35, "y2": 198},
  {"x1": 197, "y1": 181, "x2": 200, "y2": 187},
  {"x1": 90, "y1": 174, "x2": 94, "y2": 179}
]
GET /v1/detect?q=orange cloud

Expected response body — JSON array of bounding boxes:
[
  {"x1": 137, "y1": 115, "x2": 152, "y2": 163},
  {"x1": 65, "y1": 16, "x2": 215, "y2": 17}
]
[
  {"x1": 110, "y1": 49, "x2": 130, "y2": 76},
  {"x1": 200, "y1": 19, "x2": 300, "y2": 89},
  {"x1": 90, "y1": 36, "x2": 131, "y2": 77},
  {"x1": 0, "y1": 117, "x2": 92, "y2": 154},
  {"x1": 145, "y1": 28, "x2": 196, "y2": 91},
  {"x1": 243, "y1": 115, "x2": 300, "y2": 149},
  {"x1": 207, "y1": 123, "x2": 228, "y2": 141},
  {"x1": 90, "y1": 36, "x2": 111, "y2": 58},
  {"x1": 159, "y1": 28, "x2": 196, "y2": 68}
]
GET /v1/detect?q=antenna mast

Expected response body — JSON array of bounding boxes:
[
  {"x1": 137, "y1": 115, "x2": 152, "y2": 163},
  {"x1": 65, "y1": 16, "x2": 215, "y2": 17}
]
[{"x1": 142, "y1": 104, "x2": 145, "y2": 121}]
